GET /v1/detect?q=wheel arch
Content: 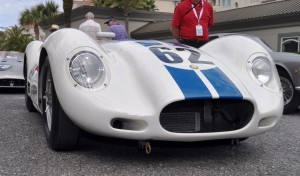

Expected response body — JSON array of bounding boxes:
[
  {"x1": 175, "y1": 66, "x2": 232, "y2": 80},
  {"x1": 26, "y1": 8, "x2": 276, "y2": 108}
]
[
  {"x1": 38, "y1": 48, "x2": 49, "y2": 112},
  {"x1": 23, "y1": 54, "x2": 27, "y2": 80},
  {"x1": 276, "y1": 64, "x2": 293, "y2": 82}
]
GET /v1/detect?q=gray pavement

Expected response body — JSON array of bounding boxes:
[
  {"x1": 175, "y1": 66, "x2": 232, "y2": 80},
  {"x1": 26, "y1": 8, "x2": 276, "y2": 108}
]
[{"x1": 0, "y1": 90, "x2": 299, "y2": 176}]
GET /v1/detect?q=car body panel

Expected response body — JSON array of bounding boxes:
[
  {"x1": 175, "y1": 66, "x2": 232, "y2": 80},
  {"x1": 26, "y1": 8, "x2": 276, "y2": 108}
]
[
  {"x1": 210, "y1": 33, "x2": 300, "y2": 92},
  {"x1": 25, "y1": 29, "x2": 283, "y2": 142}
]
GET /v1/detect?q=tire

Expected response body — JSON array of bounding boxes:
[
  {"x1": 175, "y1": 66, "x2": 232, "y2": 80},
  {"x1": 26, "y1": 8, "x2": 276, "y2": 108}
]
[
  {"x1": 278, "y1": 69, "x2": 300, "y2": 114},
  {"x1": 42, "y1": 58, "x2": 80, "y2": 151},
  {"x1": 25, "y1": 83, "x2": 36, "y2": 112}
]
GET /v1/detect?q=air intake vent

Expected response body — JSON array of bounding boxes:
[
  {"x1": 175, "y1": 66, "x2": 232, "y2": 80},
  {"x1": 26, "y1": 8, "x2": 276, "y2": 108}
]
[{"x1": 160, "y1": 99, "x2": 254, "y2": 133}]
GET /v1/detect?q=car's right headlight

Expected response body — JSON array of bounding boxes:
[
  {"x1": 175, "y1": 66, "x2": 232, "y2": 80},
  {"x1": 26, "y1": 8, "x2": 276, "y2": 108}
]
[
  {"x1": 251, "y1": 56, "x2": 272, "y2": 85},
  {"x1": 69, "y1": 51, "x2": 105, "y2": 88},
  {"x1": 247, "y1": 53, "x2": 281, "y2": 93}
]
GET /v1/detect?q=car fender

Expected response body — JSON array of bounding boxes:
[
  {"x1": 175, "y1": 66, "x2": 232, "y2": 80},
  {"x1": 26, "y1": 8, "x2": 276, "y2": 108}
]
[{"x1": 201, "y1": 35, "x2": 283, "y2": 115}]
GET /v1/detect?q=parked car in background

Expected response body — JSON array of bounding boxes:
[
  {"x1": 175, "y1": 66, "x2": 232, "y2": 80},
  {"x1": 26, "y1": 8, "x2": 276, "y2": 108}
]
[
  {"x1": 24, "y1": 29, "x2": 283, "y2": 153},
  {"x1": 0, "y1": 51, "x2": 25, "y2": 88},
  {"x1": 209, "y1": 33, "x2": 300, "y2": 114}
]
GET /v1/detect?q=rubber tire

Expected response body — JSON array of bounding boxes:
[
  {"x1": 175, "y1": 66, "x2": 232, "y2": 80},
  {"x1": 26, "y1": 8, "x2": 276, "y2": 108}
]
[
  {"x1": 42, "y1": 59, "x2": 80, "y2": 151},
  {"x1": 278, "y1": 69, "x2": 300, "y2": 114},
  {"x1": 25, "y1": 83, "x2": 36, "y2": 112}
]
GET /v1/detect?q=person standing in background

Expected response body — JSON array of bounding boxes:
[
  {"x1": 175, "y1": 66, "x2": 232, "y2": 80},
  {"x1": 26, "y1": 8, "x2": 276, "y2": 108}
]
[
  {"x1": 104, "y1": 17, "x2": 128, "y2": 40},
  {"x1": 171, "y1": 0, "x2": 214, "y2": 48},
  {"x1": 79, "y1": 12, "x2": 102, "y2": 40}
]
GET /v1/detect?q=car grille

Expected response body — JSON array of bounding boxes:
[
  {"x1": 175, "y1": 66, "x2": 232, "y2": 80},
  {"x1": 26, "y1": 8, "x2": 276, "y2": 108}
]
[
  {"x1": 0, "y1": 79, "x2": 25, "y2": 88},
  {"x1": 160, "y1": 99, "x2": 254, "y2": 133}
]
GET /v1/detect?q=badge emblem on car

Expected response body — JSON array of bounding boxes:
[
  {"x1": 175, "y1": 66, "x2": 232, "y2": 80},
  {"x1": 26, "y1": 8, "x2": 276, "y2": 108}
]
[{"x1": 190, "y1": 65, "x2": 198, "y2": 69}]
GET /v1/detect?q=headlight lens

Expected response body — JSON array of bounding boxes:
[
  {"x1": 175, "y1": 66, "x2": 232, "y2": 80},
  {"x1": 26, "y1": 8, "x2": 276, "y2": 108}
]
[
  {"x1": 251, "y1": 57, "x2": 272, "y2": 85},
  {"x1": 69, "y1": 51, "x2": 104, "y2": 88},
  {"x1": 0, "y1": 64, "x2": 12, "y2": 71}
]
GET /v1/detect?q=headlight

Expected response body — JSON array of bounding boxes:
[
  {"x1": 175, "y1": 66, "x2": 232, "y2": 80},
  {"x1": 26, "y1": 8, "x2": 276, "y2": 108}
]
[
  {"x1": 251, "y1": 57, "x2": 272, "y2": 85},
  {"x1": 69, "y1": 51, "x2": 104, "y2": 88},
  {"x1": 0, "y1": 64, "x2": 12, "y2": 71}
]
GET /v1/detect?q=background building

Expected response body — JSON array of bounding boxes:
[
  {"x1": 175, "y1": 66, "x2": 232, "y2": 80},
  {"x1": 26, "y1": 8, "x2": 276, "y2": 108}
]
[
  {"x1": 73, "y1": 0, "x2": 93, "y2": 9},
  {"x1": 155, "y1": 0, "x2": 181, "y2": 12},
  {"x1": 131, "y1": 0, "x2": 300, "y2": 53},
  {"x1": 209, "y1": 0, "x2": 284, "y2": 12}
]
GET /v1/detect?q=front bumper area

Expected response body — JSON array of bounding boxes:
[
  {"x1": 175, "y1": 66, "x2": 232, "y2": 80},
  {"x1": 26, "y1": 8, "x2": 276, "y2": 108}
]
[
  {"x1": 0, "y1": 79, "x2": 25, "y2": 88},
  {"x1": 62, "y1": 95, "x2": 282, "y2": 142}
]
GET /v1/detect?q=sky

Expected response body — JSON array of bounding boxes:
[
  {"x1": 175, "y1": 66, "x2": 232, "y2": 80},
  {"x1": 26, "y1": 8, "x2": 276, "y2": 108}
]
[{"x1": 0, "y1": 0, "x2": 63, "y2": 30}]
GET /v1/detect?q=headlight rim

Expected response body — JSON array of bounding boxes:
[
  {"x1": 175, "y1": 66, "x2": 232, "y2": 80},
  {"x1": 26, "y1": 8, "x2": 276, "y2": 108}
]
[
  {"x1": 69, "y1": 51, "x2": 105, "y2": 88},
  {"x1": 251, "y1": 56, "x2": 273, "y2": 85},
  {"x1": 247, "y1": 52, "x2": 275, "y2": 88}
]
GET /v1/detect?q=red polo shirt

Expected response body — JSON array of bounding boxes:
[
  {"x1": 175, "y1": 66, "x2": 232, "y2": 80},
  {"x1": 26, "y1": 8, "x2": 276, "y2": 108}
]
[{"x1": 172, "y1": 0, "x2": 214, "y2": 41}]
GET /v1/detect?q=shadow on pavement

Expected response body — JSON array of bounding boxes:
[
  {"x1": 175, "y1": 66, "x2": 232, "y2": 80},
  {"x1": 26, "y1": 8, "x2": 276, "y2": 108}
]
[{"x1": 0, "y1": 88, "x2": 25, "y2": 94}]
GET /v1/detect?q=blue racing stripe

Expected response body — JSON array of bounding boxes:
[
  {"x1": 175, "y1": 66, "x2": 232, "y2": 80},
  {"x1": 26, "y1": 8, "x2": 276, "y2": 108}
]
[
  {"x1": 165, "y1": 66, "x2": 212, "y2": 99},
  {"x1": 201, "y1": 68, "x2": 243, "y2": 99}
]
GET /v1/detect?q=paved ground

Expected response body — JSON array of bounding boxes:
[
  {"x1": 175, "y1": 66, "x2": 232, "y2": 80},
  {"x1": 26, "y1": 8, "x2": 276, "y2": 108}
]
[{"x1": 0, "y1": 89, "x2": 299, "y2": 176}]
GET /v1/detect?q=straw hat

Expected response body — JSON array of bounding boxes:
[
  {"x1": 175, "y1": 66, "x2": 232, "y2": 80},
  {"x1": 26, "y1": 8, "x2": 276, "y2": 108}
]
[{"x1": 50, "y1": 24, "x2": 59, "y2": 32}]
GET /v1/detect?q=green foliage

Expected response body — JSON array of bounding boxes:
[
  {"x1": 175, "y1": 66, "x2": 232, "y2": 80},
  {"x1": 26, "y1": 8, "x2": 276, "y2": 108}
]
[
  {"x1": 0, "y1": 26, "x2": 33, "y2": 52},
  {"x1": 19, "y1": 1, "x2": 59, "y2": 39},
  {"x1": 93, "y1": 0, "x2": 157, "y2": 15}
]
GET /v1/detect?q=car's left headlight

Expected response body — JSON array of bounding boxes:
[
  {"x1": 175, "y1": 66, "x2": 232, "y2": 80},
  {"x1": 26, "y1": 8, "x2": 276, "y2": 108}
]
[
  {"x1": 69, "y1": 51, "x2": 104, "y2": 88},
  {"x1": 0, "y1": 64, "x2": 12, "y2": 71}
]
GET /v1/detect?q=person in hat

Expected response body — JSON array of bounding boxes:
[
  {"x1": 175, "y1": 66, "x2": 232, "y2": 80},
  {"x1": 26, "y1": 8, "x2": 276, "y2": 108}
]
[
  {"x1": 50, "y1": 24, "x2": 59, "y2": 33},
  {"x1": 79, "y1": 12, "x2": 102, "y2": 40},
  {"x1": 104, "y1": 17, "x2": 128, "y2": 40}
]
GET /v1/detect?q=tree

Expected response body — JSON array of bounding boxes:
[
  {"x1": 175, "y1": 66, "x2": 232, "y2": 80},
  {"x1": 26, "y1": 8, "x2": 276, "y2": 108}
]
[
  {"x1": 19, "y1": 1, "x2": 59, "y2": 40},
  {"x1": 93, "y1": 0, "x2": 156, "y2": 37},
  {"x1": 63, "y1": 0, "x2": 74, "y2": 28},
  {"x1": 0, "y1": 26, "x2": 33, "y2": 52}
]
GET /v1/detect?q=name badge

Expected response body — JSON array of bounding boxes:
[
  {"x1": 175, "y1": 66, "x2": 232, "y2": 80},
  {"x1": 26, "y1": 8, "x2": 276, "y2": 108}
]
[{"x1": 196, "y1": 25, "x2": 203, "y2": 36}]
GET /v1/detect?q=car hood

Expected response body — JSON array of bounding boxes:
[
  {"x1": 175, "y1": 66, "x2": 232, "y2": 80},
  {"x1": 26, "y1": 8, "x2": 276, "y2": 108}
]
[{"x1": 99, "y1": 40, "x2": 247, "y2": 100}]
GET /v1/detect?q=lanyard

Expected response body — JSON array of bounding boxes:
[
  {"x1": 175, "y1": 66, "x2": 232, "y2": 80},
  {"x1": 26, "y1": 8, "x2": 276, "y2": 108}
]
[{"x1": 192, "y1": 0, "x2": 204, "y2": 25}]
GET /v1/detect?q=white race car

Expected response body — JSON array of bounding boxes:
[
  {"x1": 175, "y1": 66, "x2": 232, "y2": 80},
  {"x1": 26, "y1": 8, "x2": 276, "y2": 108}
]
[
  {"x1": 0, "y1": 51, "x2": 25, "y2": 88},
  {"x1": 24, "y1": 29, "x2": 283, "y2": 153}
]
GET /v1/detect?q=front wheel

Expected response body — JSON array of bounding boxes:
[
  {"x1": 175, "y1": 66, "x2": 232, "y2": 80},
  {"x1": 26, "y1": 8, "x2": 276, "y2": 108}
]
[
  {"x1": 42, "y1": 59, "x2": 80, "y2": 151},
  {"x1": 279, "y1": 69, "x2": 300, "y2": 114}
]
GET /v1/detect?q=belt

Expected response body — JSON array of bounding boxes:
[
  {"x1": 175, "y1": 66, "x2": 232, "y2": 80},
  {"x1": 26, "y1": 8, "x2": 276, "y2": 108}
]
[{"x1": 180, "y1": 38, "x2": 206, "y2": 44}]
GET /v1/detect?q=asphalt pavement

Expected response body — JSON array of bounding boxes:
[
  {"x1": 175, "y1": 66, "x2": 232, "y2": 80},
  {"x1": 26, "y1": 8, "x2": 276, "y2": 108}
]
[{"x1": 0, "y1": 89, "x2": 299, "y2": 176}]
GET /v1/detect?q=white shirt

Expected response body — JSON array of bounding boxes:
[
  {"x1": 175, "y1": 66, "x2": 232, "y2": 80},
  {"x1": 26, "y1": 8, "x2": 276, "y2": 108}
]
[{"x1": 79, "y1": 19, "x2": 102, "y2": 40}]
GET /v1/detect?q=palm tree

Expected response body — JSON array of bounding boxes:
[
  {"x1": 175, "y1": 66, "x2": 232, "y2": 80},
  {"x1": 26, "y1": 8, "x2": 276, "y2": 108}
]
[
  {"x1": 19, "y1": 1, "x2": 59, "y2": 40},
  {"x1": 0, "y1": 26, "x2": 33, "y2": 52},
  {"x1": 93, "y1": 0, "x2": 156, "y2": 36},
  {"x1": 63, "y1": 0, "x2": 73, "y2": 28},
  {"x1": 43, "y1": 1, "x2": 60, "y2": 24}
]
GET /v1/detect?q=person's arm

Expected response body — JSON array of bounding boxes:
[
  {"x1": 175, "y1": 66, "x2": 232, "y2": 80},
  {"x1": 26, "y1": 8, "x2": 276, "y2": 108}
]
[
  {"x1": 171, "y1": 3, "x2": 182, "y2": 42},
  {"x1": 171, "y1": 26, "x2": 180, "y2": 42}
]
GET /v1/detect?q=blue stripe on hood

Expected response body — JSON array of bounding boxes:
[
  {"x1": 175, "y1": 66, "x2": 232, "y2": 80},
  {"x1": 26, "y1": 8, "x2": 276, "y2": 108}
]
[
  {"x1": 165, "y1": 66, "x2": 212, "y2": 99},
  {"x1": 201, "y1": 68, "x2": 243, "y2": 99}
]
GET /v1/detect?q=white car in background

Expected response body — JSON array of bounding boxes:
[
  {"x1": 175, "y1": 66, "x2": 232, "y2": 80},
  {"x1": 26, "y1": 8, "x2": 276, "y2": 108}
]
[
  {"x1": 24, "y1": 29, "x2": 283, "y2": 153},
  {"x1": 0, "y1": 51, "x2": 25, "y2": 88}
]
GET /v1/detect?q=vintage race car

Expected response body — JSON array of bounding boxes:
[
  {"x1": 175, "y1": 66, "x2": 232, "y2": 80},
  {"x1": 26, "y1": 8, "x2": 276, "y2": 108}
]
[
  {"x1": 0, "y1": 51, "x2": 25, "y2": 88},
  {"x1": 24, "y1": 29, "x2": 283, "y2": 152}
]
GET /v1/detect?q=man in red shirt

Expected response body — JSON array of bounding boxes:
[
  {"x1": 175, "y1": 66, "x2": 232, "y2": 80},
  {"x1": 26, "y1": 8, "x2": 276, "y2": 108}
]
[{"x1": 171, "y1": 0, "x2": 214, "y2": 48}]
